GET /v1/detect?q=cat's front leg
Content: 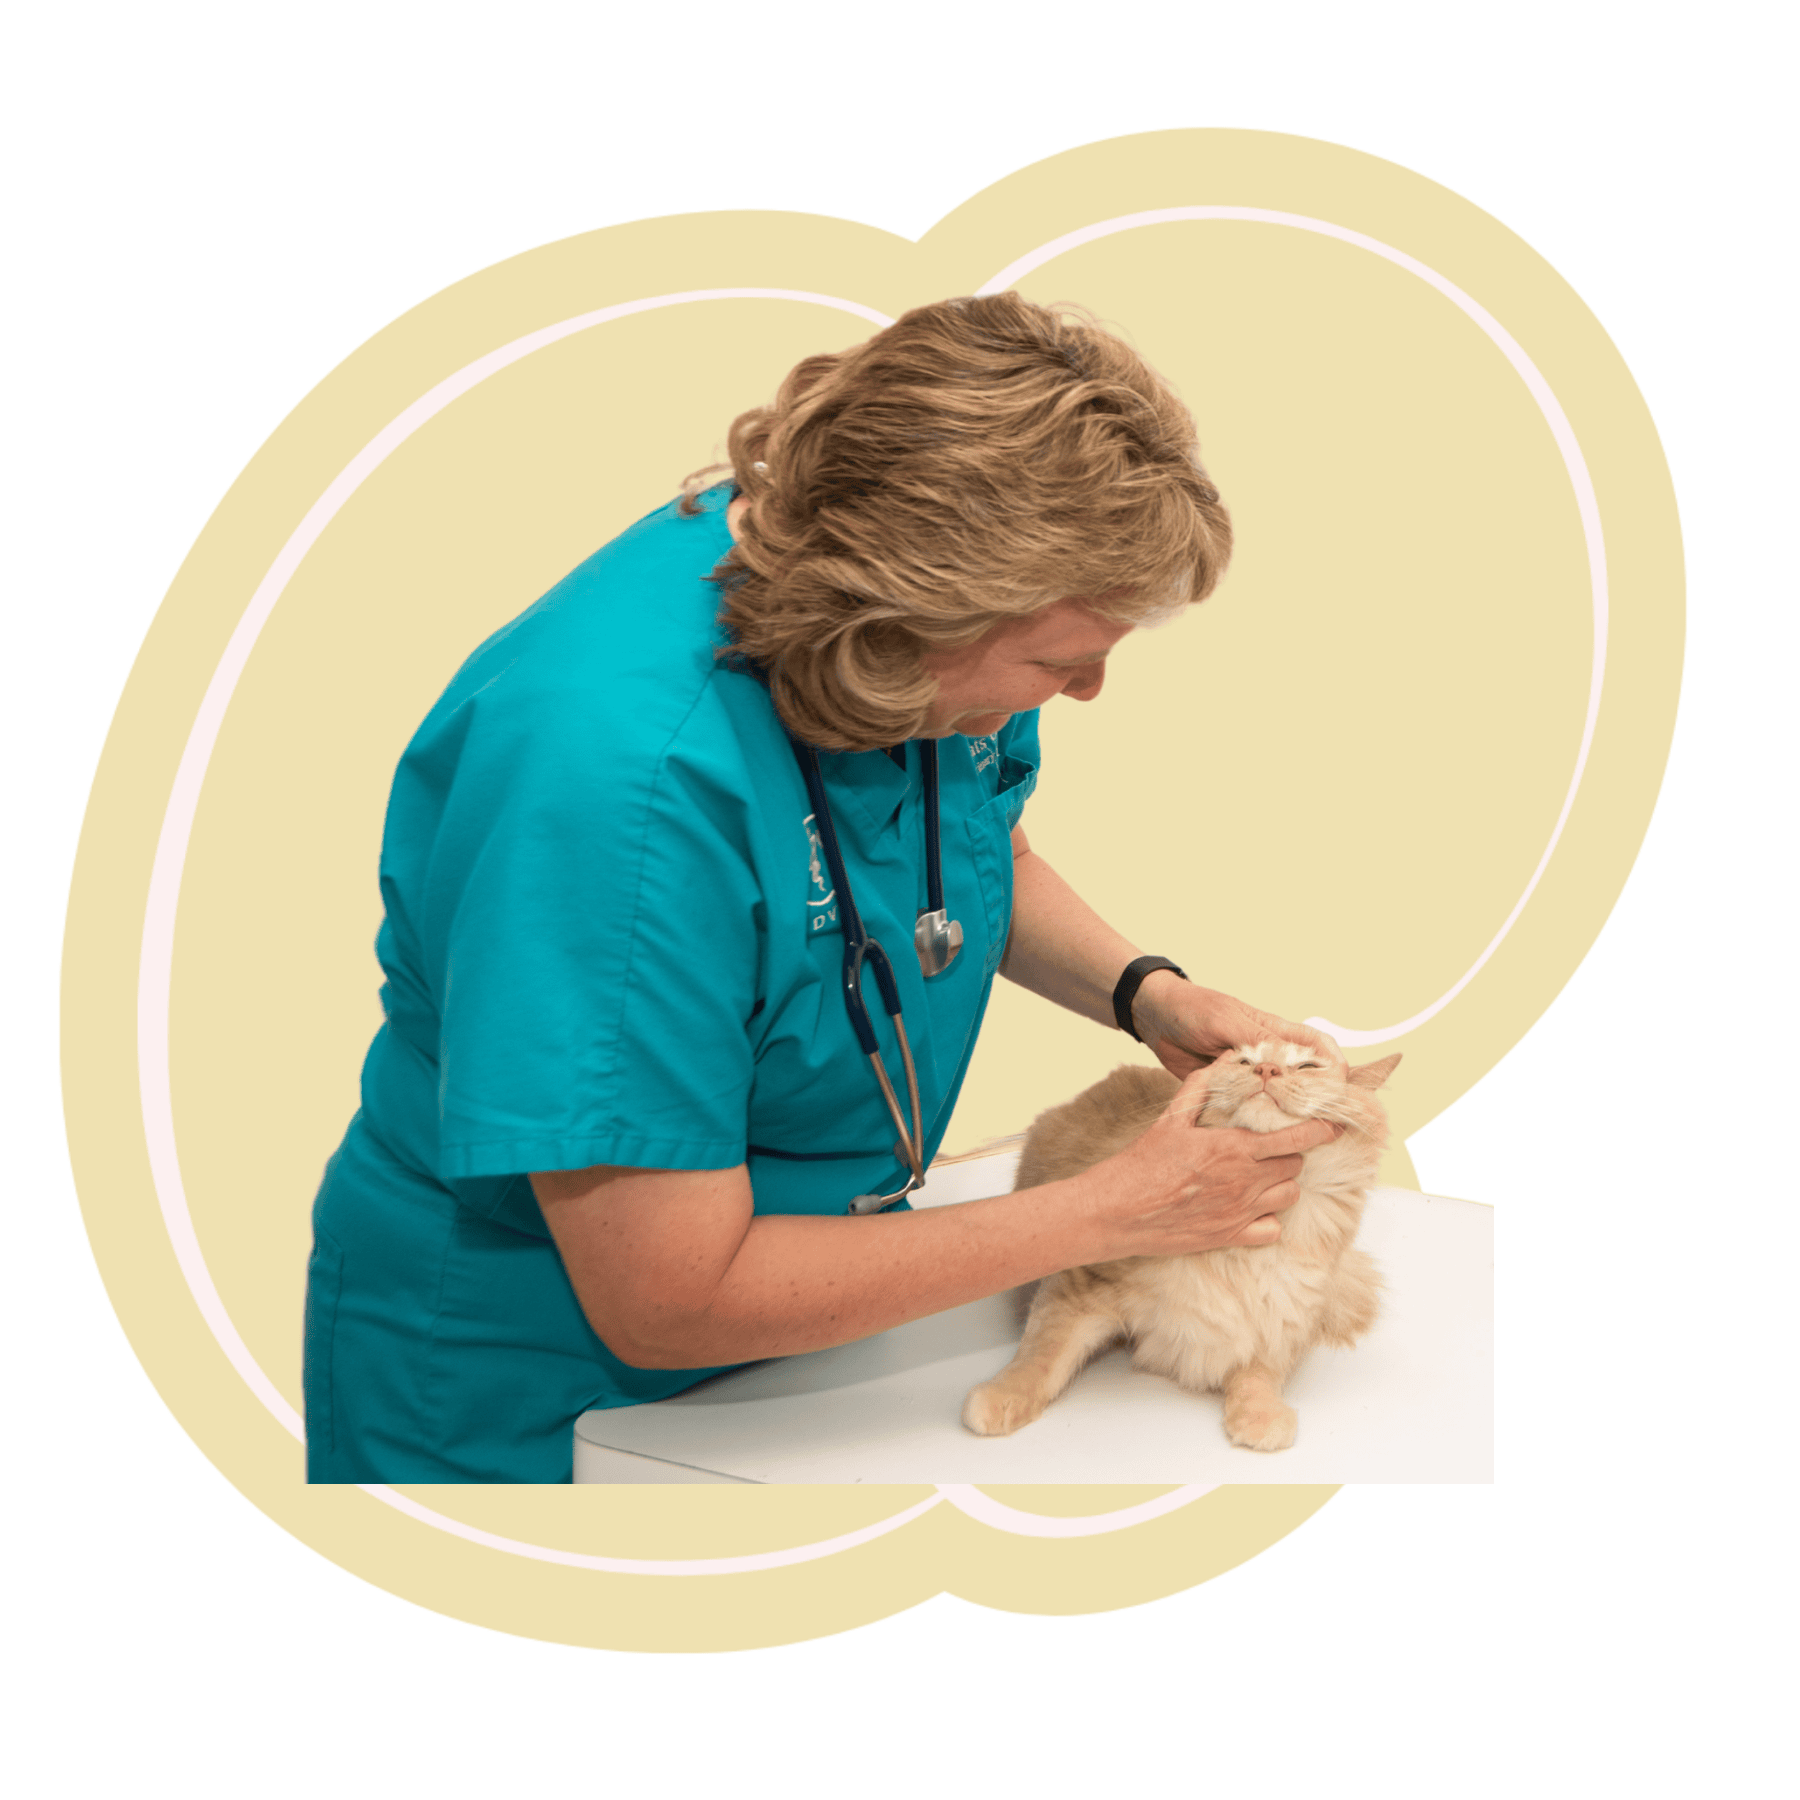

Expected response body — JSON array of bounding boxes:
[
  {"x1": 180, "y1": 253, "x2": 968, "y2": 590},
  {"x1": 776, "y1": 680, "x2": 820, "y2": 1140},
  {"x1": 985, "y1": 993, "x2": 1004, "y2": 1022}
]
[
  {"x1": 962, "y1": 1291, "x2": 1121, "y2": 1437},
  {"x1": 1318, "y1": 1247, "x2": 1382, "y2": 1347},
  {"x1": 1221, "y1": 1361, "x2": 1298, "y2": 1452}
]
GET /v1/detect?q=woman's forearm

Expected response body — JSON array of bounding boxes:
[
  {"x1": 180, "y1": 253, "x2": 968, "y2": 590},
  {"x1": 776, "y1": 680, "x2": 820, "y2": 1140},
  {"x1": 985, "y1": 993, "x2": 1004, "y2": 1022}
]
[
  {"x1": 535, "y1": 1160, "x2": 1116, "y2": 1371},
  {"x1": 667, "y1": 1182, "x2": 1112, "y2": 1368},
  {"x1": 1001, "y1": 834, "x2": 1186, "y2": 1031}
]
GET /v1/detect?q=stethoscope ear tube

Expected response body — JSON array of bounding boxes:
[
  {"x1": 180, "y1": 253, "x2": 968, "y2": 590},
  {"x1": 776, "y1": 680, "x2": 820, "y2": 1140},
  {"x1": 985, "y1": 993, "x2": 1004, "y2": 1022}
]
[{"x1": 920, "y1": 740, "x2": 944, "y2": 913}]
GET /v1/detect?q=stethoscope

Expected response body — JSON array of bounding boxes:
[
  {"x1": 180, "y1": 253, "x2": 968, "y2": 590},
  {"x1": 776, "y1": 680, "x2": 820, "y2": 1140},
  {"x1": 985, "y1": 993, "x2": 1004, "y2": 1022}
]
[{"x1": 784, "y1": 730, "x2": 963, "y2": 1215}]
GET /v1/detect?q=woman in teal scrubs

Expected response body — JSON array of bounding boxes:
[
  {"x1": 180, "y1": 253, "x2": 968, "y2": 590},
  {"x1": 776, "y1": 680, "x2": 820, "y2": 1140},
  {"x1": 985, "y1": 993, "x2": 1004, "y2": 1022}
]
[{"x1": 303, "y1": 293, "x2": 1342, "y2": 1482}]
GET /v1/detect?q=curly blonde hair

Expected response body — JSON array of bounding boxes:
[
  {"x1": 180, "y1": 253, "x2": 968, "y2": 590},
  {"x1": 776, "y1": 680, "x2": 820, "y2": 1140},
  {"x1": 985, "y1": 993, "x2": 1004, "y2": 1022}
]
[{"x1": 679, "y1": 292, "x2": 1232, "y2": 751}]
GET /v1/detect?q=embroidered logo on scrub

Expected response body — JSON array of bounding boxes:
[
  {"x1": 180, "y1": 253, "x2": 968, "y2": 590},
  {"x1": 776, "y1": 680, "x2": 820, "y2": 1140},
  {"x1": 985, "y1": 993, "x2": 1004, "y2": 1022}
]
[
  {"x1": 967, "y1": 735, "x2": 1000, "y2": 776},
  {"x1": 804, "y1": 812, "x2": 839, "y2": 934}
]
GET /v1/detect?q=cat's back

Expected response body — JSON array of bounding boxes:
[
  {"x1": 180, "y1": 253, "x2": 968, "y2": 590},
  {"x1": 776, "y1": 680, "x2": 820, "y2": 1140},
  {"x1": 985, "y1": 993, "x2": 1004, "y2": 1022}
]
[{"x1": 1014, "y1": 1062, "x2": 1178, "y2": 1192}]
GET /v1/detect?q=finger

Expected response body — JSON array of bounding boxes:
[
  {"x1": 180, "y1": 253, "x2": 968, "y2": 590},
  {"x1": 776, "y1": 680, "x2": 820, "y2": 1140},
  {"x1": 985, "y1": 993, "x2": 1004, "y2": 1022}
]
[
  {"x1": 1249, "y1": 1152, "x2": 1303, "y2": 1184},
  {"x1": 1249, "y1": 1174, "x2": 1302, "y2": 1213},
  {"x1": 1271, "y1": 1016, "x2": 1342, "y2": 1063},
  {"x1": 1233, "y1": 1212, "x2": 1282, "y2": 1246},
  {"x1": 1250, "y1": 1117, "x2": 1343, "y2": 1159}
]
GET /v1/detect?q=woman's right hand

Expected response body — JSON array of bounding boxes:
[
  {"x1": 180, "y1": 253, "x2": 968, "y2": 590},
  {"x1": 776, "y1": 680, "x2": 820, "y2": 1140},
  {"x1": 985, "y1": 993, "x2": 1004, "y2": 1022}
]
[{"x1": 1081, "y1": 1067, "x2": 1340, "y2": 1257}]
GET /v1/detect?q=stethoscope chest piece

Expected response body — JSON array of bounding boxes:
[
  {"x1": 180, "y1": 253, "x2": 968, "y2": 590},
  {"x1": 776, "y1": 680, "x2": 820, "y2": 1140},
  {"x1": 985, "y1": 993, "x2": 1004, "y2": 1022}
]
[
  {"x1": 911, "y1": 738, "x2": 961, "y2": 978},
  {"x1": 914, "y1": 908, "x2": 963, "y2": 977}
]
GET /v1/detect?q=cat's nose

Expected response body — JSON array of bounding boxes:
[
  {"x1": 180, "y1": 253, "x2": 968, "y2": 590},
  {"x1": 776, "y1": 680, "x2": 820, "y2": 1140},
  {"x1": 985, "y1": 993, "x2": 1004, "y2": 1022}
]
[{"x1": 1256, "y1": 1064, "x2": 1282, "y2": 1081}]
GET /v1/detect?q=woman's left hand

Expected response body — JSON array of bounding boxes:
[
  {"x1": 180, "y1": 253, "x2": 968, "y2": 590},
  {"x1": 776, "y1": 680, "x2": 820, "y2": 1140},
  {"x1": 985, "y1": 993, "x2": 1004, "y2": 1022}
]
[{"x1": 1132, "y1": 973, "x2": 1343, "y2": 1080}]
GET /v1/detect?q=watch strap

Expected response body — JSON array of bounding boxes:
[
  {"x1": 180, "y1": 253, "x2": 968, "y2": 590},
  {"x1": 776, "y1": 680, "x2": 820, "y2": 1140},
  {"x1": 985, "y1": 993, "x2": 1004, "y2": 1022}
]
[{"x1": 1112, "y1": 955, "x2": 1188, "y2": 1041}]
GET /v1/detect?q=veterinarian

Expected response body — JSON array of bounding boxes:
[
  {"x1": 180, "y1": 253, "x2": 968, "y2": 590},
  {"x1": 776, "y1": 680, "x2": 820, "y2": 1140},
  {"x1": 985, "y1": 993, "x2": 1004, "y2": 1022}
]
[{"x1": 302, "y1": 293, "x2": 1342, "y2": 1482}]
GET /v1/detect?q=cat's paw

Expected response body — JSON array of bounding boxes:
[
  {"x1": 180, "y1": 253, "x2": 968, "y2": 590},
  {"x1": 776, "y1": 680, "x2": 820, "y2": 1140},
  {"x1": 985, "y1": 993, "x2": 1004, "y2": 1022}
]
[
  {"x1": 962, "y1": 1381, "x2": 1044, "y2": 1437},
  {"x1": 1224, "y1": 1399, "x2": 1298, "y2": 1452}
]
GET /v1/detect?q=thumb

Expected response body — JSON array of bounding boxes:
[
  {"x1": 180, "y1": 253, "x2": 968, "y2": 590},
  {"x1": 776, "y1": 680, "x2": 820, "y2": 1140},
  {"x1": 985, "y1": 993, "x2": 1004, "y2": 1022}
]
[
  {"x1": 1251, "y1": 1116, "x2": 1344, "y2": 1158},
  {"x1": 1234, "y1": 1214, "x2": 1283, "y2": 1247}
]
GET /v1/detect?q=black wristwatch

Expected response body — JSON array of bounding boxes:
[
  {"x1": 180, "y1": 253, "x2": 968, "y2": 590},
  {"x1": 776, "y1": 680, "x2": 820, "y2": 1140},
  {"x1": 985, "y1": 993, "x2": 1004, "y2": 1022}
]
[{"x1": 1112, "y1": 955, "x2": 1188, "y2": 1041}]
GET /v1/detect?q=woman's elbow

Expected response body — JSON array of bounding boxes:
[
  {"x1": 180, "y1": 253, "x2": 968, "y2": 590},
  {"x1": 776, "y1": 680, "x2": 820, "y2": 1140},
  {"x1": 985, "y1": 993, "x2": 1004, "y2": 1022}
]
[
  {"x1": 584, "y1": 1304, "x2": 717, "y2": 1372},
  {"x1": 534, "y1": 1162, "x2": 755, "y2": 1371}
]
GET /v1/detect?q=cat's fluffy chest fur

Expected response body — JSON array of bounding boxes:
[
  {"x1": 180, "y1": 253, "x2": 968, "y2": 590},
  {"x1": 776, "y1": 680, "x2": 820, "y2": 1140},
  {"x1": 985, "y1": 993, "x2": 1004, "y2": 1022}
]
[{"x1": 962, "y1": 1047, "x2": 1398, "y2": 1451}]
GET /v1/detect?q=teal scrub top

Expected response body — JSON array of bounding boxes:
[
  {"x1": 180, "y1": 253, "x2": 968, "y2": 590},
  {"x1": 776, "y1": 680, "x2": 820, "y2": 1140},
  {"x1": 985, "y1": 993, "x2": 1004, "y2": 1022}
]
[{"x1": 303, "y1": 484, "x2": 1040, "y2": 1482}]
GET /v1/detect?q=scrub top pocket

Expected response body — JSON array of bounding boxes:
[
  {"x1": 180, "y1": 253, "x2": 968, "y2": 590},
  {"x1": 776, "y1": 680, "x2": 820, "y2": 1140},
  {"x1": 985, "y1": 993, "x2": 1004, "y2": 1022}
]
[{"x1": 964, "y1": 747, "x2": 1039, "y2": 976}]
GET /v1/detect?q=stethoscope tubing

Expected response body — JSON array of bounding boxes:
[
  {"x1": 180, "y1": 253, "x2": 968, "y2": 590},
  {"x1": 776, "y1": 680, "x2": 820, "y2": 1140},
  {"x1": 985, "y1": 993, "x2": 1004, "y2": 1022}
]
[
  {"x1": 920, "y1": 739, "x2": 944, "y2": 915},
  {"x1": 784, "y1": 730, "x2": 937, "y2": 1210}
]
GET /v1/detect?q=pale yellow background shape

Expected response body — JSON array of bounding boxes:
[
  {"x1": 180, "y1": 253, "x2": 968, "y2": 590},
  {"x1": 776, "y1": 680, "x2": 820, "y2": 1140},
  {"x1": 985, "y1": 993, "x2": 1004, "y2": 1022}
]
[
  {"x1": 928, "y1": 130, "x2": 1684, "y2": 1166},
  {"x1": 956, "y1": 222, "x2": 1589, "y2": 1170},
  {"x1": 63, "y1": 126, "x2": 1677, "y2": 1648}
]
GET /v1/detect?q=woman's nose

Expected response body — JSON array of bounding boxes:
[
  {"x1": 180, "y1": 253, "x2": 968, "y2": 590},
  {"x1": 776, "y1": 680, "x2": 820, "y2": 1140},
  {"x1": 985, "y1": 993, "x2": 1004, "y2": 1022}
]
[{"x1": 1064, "y1": 664, "x2": 1106, "y2": 702}]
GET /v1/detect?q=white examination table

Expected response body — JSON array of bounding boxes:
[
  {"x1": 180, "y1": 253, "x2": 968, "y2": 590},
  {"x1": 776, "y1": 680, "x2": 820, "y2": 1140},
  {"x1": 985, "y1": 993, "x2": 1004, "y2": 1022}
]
[{"x1": 573, "y1": 1156, "x2": 1492, "y2": 1484}]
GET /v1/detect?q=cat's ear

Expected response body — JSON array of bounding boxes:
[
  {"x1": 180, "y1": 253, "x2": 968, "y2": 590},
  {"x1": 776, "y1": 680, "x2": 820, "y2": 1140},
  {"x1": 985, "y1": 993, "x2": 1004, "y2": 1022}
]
[{"x1": 1346, "y1": 1053, "x2": 1402, "y2": 1090}]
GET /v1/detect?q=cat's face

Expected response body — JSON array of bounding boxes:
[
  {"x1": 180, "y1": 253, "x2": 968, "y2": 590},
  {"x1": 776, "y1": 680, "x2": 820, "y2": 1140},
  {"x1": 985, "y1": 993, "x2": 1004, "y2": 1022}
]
[{"x1": 1203, "y1": 1040, "x2": 1401, "y2": 1134}]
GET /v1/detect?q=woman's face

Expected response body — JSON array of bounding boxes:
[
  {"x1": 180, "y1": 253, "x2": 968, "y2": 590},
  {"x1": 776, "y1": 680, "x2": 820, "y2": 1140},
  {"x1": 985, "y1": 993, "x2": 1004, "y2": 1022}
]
[
  {"x1": 726, "y1": 496, "x2": 1136, "y2": 739},
  {"x1": 918, "y1": 598, "x2": 1137, "y2": 738}
]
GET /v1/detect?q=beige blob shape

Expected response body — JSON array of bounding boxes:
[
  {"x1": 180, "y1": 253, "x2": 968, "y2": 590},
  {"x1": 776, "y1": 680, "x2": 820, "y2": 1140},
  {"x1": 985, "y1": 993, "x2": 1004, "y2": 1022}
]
[{"x1": 62, "y1": 130, "x2": 1681, "y2": 1650}]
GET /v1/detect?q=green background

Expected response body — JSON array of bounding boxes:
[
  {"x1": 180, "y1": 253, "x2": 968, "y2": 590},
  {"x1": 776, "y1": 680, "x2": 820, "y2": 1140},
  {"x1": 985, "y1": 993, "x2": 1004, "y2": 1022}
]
[{"x1": 10, "y1": 0, "x2": 1785, "y2": 1792}]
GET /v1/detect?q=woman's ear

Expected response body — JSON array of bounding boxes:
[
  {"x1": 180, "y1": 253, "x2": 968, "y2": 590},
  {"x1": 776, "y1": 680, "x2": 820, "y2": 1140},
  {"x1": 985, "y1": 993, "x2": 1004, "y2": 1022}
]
[{"x1": 1346, "y1": 1053, "x2": 1402, "y2": 1090}]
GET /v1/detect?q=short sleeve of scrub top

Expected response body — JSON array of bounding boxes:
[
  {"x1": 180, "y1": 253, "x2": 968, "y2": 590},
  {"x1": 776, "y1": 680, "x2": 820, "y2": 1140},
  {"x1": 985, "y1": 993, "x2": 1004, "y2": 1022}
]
[
  {"x1": 304, "y1": 485, "x2": 1041, "y2": 1482},
  {"x1": 397, "y1": 631, "x2": 763, "y2": 1183}
]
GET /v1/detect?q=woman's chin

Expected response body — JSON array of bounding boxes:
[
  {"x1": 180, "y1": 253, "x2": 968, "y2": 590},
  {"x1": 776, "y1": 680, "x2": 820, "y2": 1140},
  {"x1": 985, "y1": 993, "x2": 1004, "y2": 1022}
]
[{"x1": 938, "y1": 710, "x2": 1013, "y2": 737}]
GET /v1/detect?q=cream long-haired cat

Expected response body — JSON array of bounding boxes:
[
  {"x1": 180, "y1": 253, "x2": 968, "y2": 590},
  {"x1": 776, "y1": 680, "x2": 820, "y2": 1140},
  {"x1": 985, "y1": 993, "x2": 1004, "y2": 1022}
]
[{"x1": 962, "y1": 1041, "x2": 1400, "y2": 1452}]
